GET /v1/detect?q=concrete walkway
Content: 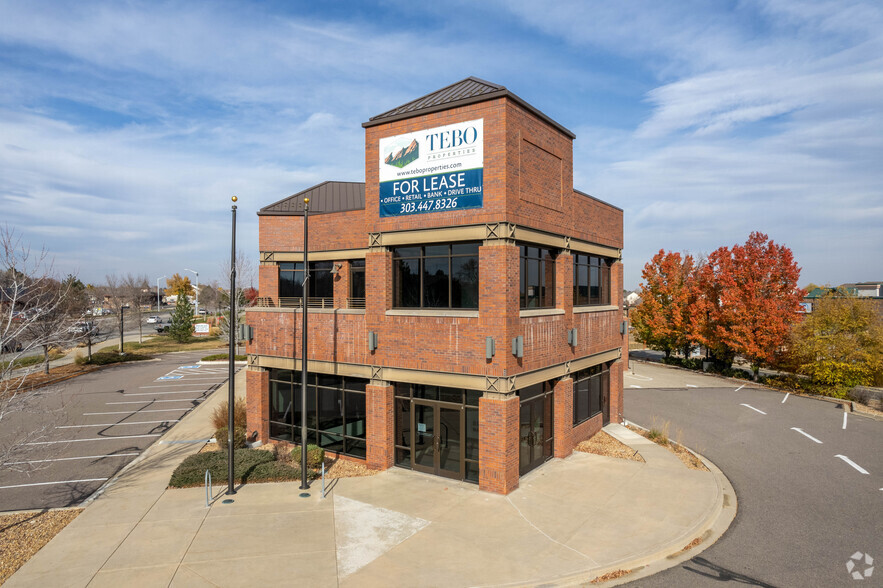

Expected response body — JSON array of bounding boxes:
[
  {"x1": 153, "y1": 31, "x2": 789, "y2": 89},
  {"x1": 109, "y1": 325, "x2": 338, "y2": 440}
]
[{"x1": 7, "y1": 372, "x2": 736, "y2": 587}]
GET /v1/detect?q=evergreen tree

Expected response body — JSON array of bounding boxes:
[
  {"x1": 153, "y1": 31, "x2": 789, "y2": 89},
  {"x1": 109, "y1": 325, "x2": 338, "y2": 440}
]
[{"x1": 169, "y1": 287, "x2": 194, "y2": 342}]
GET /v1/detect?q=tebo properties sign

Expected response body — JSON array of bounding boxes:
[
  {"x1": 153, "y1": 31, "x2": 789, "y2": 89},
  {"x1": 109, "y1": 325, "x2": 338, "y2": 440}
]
[{"x1": 379, "y1": 119, "x2": 483, "y2": 217}]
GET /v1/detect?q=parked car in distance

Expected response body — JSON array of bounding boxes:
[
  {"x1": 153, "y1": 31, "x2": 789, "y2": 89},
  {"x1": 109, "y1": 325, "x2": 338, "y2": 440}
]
[
  {"x1": 146, "y1": 316, "x2": 162, "y2": 324},
  {"x1": 1, "y1": 338, "x2": 23, "y2": 353},
  {"x1": 68, "y1": 321, "x2": 99, "y2": 336},
  {"x1": 198, "y1": 308, "x2": 207, "y2": 315},
  {"x1": 155, "y1": 325, "x2": 170, "y2": 333}
]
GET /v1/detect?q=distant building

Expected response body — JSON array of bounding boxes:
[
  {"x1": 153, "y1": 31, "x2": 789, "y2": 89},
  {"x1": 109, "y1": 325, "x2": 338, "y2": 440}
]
[{"x1": 803, "y1": 282, "x2": 883, "y2": 315}]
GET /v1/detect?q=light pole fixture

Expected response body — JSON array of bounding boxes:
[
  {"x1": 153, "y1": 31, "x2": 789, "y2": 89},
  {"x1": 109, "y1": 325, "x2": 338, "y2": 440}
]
[
  {"x1": 156, "y1": 275, "x2": 167, "y2": 313},
  {"x1": 184, "y1": 268, "x2": 199, "y2": 312},
  {"x1": 300, "y1": 196, "x2": 310, "y2": 491},
  {"x1": 227, "y1": 195, "x2": 238, "y2": 496}
]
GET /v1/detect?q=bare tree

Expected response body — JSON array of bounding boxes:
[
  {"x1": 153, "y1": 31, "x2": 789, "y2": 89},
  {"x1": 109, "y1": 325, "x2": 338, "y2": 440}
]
[
  {"x1": 218, "y1": 251, "x2": 255, "y2": 345},
  {"x1": 122, "y1": 273, "x2": 150, "y2": 344},
  {"x1": 1, "y1": 226, "x2": 77, "y2": 471}
]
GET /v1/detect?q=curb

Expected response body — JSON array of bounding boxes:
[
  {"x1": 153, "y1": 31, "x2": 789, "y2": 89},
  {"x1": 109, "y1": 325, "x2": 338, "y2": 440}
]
[
  {"x1": 198, "y1": 360, "x2": 248, "y2": 365},
  {"x1": 566, "y1": 421, "x2": 737, "y2": 587},
  {"x1": 629, "y1": 359, "x2": 882, "y2": 420},
  {"x1": 492, "y1": 422, "x2": 737, "y2": 588}
]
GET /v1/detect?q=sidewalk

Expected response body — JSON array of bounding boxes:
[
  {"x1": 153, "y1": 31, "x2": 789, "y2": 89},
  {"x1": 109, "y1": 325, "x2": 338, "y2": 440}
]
[{"x1": 7, "y1": 372, "x2": 736, "y2": 587}]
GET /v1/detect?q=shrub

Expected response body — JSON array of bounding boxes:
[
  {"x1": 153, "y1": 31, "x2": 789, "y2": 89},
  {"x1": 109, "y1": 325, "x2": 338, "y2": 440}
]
[
  {"x1": 75, "y1": 350, "x2": 151, "y2": 366},
  {"x1": 290, "y1": 444, "x2": 325, "y2": 469},
  {"x1": 214, "y1": 426, "x2": 247, "y2": 449},
  {"x1": 201, "y1": 353, "x2": 247, "y2": 362},
  {"x1": 169, "y1": 448, "x2": 274, "y2": 487},
  {"x1": 211, "y1": 398, "x2": 247, "y2": 431}
]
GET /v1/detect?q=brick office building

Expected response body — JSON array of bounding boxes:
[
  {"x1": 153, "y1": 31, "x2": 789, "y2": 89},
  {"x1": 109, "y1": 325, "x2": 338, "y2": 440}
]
[{"x1": 245, "y1": 78, "x2": 626, "y2": 494}]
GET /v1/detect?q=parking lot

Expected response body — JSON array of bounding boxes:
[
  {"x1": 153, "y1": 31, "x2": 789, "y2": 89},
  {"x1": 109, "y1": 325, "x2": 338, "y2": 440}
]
[{"x1": 0, "y1": 350, "x2": 239, "y2": 512}]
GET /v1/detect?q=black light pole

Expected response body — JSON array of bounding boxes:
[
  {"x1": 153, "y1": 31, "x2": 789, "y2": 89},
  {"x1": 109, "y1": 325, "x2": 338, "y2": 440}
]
[
  {"x1": 299, "y1": 197, "x2": 310, "y2": 490},
  {"x1": 226, "y1": 195, "x2": 238, "y2": 496},
  {"x1": 118, "y1": 306, "x2": 125, "y2": 355}
]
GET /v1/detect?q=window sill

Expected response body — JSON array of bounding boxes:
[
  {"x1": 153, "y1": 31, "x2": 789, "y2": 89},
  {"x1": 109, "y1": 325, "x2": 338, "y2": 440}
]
[
  {"x1": 386, "y1": 309, "x2": 479, "y2": 318},
  {"x1": 519, "y1": 308, "x2": 565, "y2": 318},
  {"x1": 573, "y1": 305, "x2": 618, "y2": 314}
]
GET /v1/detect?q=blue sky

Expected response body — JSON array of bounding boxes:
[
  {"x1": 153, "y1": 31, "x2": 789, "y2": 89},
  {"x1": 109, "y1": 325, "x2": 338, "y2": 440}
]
[{"x1": 1, "y1": 0, "x2": 881, "y2": 290}]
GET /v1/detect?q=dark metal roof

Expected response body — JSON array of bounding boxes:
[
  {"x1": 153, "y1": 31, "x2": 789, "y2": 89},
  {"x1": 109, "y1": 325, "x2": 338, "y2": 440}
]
[
  {"x1": 258, "y1": 181, "x2": 365, "y2": 216},
  {"x1": 363, "y1": 77, "x2": 575, "y2": 139}
]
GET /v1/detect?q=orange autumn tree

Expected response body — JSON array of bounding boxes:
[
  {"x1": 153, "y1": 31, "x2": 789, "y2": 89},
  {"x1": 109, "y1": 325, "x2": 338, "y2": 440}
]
[
  {"x1": 693, "y1": 232, "x2": 803, "y2": 380},
  {"x1": 631, "y1": 250, "x2": 700, "y2": 359}
]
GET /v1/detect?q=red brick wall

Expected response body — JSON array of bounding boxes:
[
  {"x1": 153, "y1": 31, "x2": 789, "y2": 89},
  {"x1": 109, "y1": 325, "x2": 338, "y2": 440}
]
[
  {"x1": 572, "y1": 412, "x2": 603, "y2": 446},
  {"x1": 366, "y1": 383, "x2": 394, "y2": 470},
  {"x1": 572, "y1": 192, "x2": 623, "y2": 249},
  {"x1": 479, "y1": 395, "x2": 520, "y2": 494},
  {"x1": 246, "y1": 368, "x2": 269, "y2": 443},
  {"x1": 259, "y1": 209, "x2": 366, "y2": 253},
  {"x1": 553, "y1": 377, "x2": 574, "y2": 458},
  {"x1": 333, "y1": 260, "x2": 350, "y2": 308}
]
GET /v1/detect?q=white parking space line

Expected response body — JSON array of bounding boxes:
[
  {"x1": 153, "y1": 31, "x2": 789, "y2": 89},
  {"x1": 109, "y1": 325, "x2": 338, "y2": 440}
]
[
  {"x1": 8, "y1": 453, "x2": 139, "y2": 465},
  {"x1": 84, "y1": 409, "x2": 189, "y2": 415},
  {"x1": 624, "y1": 373, "x2": 653, "y2": 381},
  {"x1": 686, "y1": 384, "x2": 698, "y2": 388},
  {"x1": 106, "y1": 399, "x2": 196, "y2": 405},
  {"x1": 125, "y1": 390, "x2": 207, "y2": 396},
  {"x1": 25, "y1": 434, "x2": 162, "y2": 445},
  {"x1": 57, "y1": 420, "x2": 179, "y2": 428},
  {"x1": 139, "y1": 381, "x2": 225, "y2": 388},
  {"x1": 630, "y1": 385, "x2": 642, "y2": 388},
  {"x1": 740, "y1": 403, "x2": 767, "y2": 415},
  {"x1": 843, "y1": 412, "x2": 848, "y2": 429},
  {"x1": 791, "y1": 427, "x2": 823, "y2": 444},
  {"x1": 0, "y1": 478, "x2": 108, "y2": 490},
  {"x1": 782, "y1": 393, "x2": 790, "y2": 403},
  {"x1": 835, "y1": 455, "x2": 869, "y2": 475},
  {"x1": 735, "y1": 385, "x2": 745, "y2": 392}
]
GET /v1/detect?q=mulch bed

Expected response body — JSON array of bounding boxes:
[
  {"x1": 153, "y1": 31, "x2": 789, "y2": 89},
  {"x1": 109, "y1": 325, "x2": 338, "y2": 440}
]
[
  {"x1": 576, "y1": 431, "x2": 645, "y2": 463},
  {"x1": 7, "y1": 363, "x2": 100, "y2": 392},
  {"x1": 0, "y1": 509, "x2": 82, "y2": 585}
]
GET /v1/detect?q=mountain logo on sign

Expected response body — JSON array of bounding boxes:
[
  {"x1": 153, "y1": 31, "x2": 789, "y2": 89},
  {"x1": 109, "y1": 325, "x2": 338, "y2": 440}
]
[{"x1": 384, "y1": 139, "x2": 419, "y2": 169}]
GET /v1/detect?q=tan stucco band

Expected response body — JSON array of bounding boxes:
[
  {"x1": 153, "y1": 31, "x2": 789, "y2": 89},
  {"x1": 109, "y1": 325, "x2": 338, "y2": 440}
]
[
  {"x1": 261, "y1": 223, "x2": 621, "y2": 262},
  {"x1": 573, "y1": 305, "x2": 619, "y2": 314},
  {"x1": 248, "y1": 346, "x2": 621, "y2": 394}
]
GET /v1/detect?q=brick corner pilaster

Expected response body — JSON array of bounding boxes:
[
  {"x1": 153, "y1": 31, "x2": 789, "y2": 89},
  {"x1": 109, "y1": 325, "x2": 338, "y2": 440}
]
[
  {"x1": 366, "y1": 383, "x2": 394, "y2": 470},
  {"x1": 478, "y1": 394, "x2": 520, "y2": 494}
]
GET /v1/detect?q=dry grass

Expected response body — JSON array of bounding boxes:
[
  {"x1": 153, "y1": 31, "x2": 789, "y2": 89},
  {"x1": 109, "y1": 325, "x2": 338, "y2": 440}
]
[
  {"x1": 626, "y1": 424, "x2": 708, "y2": 472},
  {"x1": 576, "y1": 431, "x2": 645, "y2": 463},
  {"x1": 0, "y1": 509, "x2": 81, "y2": 585}
]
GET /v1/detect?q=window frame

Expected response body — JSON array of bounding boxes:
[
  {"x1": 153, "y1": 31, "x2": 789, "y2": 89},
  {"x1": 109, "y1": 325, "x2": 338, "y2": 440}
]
[
  {"x1": 392, "y1": 243, "x2": 479, "y2": 309},
  {"x1": 572, "y1": 363, "x2": 610, "y2": 426},
  {"x1": 268, "y1": 370, "x2": 368, "y2": 459},
  {"x1": 573, "y1": 254, "x2": 612, "y2": 306},
  {"x1": 519, "y1": 244, "x2": 557, "y2": 309}
]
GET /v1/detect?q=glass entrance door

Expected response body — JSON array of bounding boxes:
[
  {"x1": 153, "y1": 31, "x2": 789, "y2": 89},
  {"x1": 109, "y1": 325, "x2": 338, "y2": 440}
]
[
  {"x1": 412, "y1": 400, "x2": 462, "y2": 480},
  {"x1": 519, "y1": 393, "x2": 554, "y2": 476}
]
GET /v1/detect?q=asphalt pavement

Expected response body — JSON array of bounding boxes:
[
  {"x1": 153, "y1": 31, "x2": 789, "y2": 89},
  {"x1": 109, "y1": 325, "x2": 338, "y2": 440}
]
[
  {"x1": 622, "y1": 361, "x2": 881, "y2": 587},
  {"x1": 0, "y1": 350, "x2": 237, "y2": 511}
]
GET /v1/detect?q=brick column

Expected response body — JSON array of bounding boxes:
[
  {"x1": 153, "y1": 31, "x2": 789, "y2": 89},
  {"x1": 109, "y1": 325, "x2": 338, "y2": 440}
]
[
  {"x1": 366, "y1": 382, "x2": 394, "y2": 470},
  {"x1": 553, "y1": 377, "x2": 574, "y2": 458},
  {"x1": 479, "y1": 395, "x2": 520, "y2": 494},
  {"x1": 333, "y1": 260, "x2": 350, "y2": 309},
  {"x1": 246, "y1": 367, "x2": 269, "y2": 443},
  {"x1": 609, "y1": 359, "x2": 624, "y2": 424},
  {"x1": 259, "y1": 264, "x2": 279, "y2": 305}
]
